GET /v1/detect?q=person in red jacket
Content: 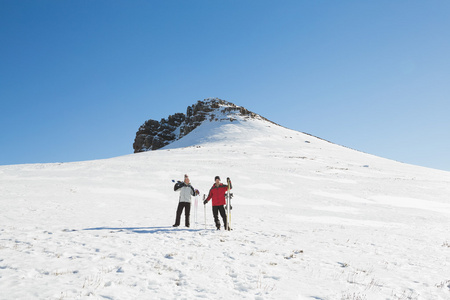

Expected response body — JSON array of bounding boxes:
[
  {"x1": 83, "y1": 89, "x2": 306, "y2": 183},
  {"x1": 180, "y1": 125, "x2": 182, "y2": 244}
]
[{"x1": 203, "y1": 176, "x2": 232, "y2": 230}]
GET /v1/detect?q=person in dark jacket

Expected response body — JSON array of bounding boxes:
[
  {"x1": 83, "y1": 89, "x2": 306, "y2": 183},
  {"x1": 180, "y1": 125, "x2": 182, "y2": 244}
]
[
  {"x1": 203, "y1": 176, "x2": 232, "y2": 230},
  {"x1": 173, "y1": 174, "x2": 199, "y2": 228}
]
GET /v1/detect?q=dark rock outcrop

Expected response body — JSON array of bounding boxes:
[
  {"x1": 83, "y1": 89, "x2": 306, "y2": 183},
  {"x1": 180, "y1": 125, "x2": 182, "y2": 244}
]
[{"x1": 133, "y1": 98, "x2": 274, "y2": 152}]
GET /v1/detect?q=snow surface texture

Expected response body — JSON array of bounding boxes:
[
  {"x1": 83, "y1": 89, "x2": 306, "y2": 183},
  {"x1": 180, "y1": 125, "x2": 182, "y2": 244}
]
[{"x1": 1, "y1": 113, "x2": 450, "y2": 299}]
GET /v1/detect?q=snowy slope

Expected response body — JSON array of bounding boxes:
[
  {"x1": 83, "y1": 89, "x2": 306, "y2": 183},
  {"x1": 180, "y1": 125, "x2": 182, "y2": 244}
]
[{"x1": 1, "y1": 115, "x2": 450, "y2": 299}]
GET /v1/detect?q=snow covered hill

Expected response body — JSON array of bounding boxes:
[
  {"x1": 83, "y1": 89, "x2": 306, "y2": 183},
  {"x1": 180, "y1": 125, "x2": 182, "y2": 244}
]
[{"x1": 1, "y1": 104, "x2": 450, "y2": 299}]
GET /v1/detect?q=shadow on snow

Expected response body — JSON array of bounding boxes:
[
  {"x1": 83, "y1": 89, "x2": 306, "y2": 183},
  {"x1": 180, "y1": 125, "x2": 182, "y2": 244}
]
[{"x1": 82, "y1": 226, "x2": 210, "y2": 234}]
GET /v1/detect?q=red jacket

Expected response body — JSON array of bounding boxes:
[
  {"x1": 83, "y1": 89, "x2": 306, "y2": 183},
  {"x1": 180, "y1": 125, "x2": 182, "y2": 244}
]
[{"x1": 206, "y1": 183, "x2": 231, "y2": 206}]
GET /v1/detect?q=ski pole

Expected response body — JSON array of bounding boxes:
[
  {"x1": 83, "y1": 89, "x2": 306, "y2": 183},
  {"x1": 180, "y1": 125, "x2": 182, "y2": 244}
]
[
  {"x1": 194, "y1": 195, "x2": 198, "y2": 229},
  {"x1": 203, "y1": 194, "x2": 206, "y2": 229}
]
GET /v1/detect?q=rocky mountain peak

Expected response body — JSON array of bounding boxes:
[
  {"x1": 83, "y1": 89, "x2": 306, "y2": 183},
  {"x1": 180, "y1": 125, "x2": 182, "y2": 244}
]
[{"x1": 133, "y1": 98, "x2": 273, "y2": 152}]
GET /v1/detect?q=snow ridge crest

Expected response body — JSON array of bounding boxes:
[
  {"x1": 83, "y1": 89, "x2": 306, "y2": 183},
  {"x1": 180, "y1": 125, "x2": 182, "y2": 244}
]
[{"x1": 133, "y1": 98, "x2": 273, "y2": 152}]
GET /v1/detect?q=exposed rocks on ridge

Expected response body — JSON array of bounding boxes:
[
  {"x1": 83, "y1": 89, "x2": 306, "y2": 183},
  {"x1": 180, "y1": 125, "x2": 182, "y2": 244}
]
[{"x1": 133, "y1": 98, "x2": 274, "y2": 152}]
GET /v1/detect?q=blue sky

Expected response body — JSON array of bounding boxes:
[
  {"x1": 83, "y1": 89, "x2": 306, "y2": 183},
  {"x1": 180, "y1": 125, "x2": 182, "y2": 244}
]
[{"x1": 1, "y1": 0, "x2": 449, "y2": 171}]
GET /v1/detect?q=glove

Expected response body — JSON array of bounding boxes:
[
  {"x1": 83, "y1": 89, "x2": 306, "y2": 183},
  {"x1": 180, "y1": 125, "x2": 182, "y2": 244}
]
[
  {"x1": 176, "y1": 181, "x2": 184, "y2": 187},
  {"x1": 203, "y1": 200, "x2": 208, "y2": 205},
  {"x1": 174, "y1": 182, "x2": 183, "y2": 191},
  {"x1": 195, "y1": 189, "x2": 200, "y2": 196}
]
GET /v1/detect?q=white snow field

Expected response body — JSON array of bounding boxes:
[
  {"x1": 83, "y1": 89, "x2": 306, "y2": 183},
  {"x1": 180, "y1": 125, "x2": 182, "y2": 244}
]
[{"x1": 1, "y1": 113, "x2": 450, "y2": 299}]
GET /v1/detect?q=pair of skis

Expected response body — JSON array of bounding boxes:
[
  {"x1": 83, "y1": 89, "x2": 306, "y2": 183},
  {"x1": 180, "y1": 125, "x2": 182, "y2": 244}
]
[
  {"x1": 225, "y1": 177, "x2": 232, "y2": 231},
  {"x1": 189, "y1": 194, "x2": 205, "y2": 229}
]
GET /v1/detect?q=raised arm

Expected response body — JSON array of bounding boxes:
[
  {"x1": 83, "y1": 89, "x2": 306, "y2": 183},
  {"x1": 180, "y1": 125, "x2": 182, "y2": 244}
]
[{"x1": 174, "y1": 181, "x2": 184, "y2": 191}]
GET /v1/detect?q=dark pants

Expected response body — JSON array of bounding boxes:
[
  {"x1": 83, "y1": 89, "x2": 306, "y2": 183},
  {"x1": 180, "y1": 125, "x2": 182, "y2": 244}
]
[
  {"x1": 212, "y1": 205, "x2": 227, "y2": 229},
  {"x1": 174, "y1": 202, "x2": 191, "y2": 227}
]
